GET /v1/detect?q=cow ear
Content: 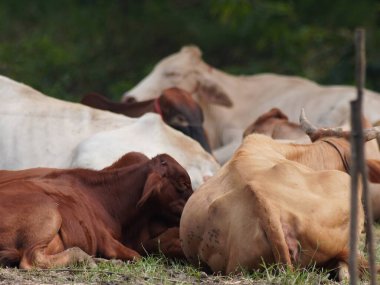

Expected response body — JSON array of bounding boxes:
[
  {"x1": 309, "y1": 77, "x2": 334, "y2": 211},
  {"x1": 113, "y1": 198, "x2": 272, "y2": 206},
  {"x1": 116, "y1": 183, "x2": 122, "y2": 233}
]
[
  {"x1": 137, "y1": 172, "x2": 162, "y2": 208},
  {"x1": 196, "y1": 77, "x2": 233, "y2": 108},
  {"x1": 270, "y1": 108, "x2": 289, "y2": 120}
]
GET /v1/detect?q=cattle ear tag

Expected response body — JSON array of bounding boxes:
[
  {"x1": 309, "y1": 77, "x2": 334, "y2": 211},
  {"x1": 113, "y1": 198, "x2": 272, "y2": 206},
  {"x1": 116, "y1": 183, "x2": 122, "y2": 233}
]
[
  {"x1": 197, "y1": 77, "x2": 233, "y2": 108},
  {"x1": 137, "y1": 172, "x2": 162, "y2": 208}
]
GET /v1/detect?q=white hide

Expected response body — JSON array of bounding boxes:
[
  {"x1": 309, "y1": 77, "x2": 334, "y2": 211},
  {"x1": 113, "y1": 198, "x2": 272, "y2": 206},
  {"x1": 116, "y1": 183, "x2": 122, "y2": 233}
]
[
  {"x1": 122, "y1": 46, "x2": 380, "y2": 163},
  {"x1": 0, "y1": 75, "x2": 219, "y2": 189}
]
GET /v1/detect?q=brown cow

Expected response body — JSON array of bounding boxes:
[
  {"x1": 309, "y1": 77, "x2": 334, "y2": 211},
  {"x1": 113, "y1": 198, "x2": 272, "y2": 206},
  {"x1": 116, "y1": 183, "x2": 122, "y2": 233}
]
[
  {"x1": 0, "y1": 152, "x2": 192, "y2": 269},
  {"x1": 180, "y1": 133, "x2": 369, "y2": 281},
  {"x1": 80, "y1": 87, "x2": 212, "y2": 153}
]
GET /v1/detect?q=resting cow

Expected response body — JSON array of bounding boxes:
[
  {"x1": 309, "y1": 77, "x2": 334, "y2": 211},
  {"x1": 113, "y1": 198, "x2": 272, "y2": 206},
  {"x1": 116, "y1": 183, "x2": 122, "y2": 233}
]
[
  {"x1": 0, "y1": 152, "x2": 192, "y2": 269},
  {"x1": 180, "y1": 134, "x2": 368, "y2": 280},
  {"x1": 122, "y1": 45, "x2": 380, "y2": 163},
  {"x1": 80, "y1": 87, "x2": 212, "y2": 153},
  {"x1": 0, "y1": 75, "x2": 219, "y2": 189}
]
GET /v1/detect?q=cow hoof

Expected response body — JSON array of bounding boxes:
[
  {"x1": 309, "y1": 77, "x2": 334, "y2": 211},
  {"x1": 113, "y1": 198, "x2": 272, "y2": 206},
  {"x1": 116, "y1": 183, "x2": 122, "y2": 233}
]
[
  {"x1": 87, "y1": 259, "x2": 98, "y2": 269},
  {"x1": 337, "y1": 261, "x2": 349, "y2": 282},
  {"x1": 110, "y1": 259, "x2": 125, "y2": 266},
  {"x1": 93, "y1": 258, "x2": 126, "y2": 266},
  {"x1": 93, "y1": 257, "x2": 110, "y2": 264},
  {"x1": 80, "y1": 257, "x2": 97, "y2": 268}
]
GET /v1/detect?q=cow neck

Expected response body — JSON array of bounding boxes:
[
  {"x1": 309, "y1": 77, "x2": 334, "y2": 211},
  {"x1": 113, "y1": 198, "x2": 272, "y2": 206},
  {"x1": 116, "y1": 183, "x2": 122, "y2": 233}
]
[
  {"x1": 78, "y1": 163, "x2": 151, "y2": 227},
  {"x1": 321, "y1": 139, "x2": 351, "y2": 174},
  {"x1": 279, "y1": 140, "x2": 349, "y2": 172}
]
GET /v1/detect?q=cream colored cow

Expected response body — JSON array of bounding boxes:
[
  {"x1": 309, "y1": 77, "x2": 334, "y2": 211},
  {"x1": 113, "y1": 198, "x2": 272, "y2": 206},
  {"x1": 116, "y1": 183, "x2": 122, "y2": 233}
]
[
  {"x1": 122, "y1": 46, "x2": 380, "y2": 163},
  {"x1": 0, "y1": 75, "x2": 219, "y2": 189}
]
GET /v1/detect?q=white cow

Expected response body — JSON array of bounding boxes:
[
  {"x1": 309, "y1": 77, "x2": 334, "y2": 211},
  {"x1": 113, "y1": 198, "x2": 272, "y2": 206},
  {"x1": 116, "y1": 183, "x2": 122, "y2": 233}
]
[
  {"x1": 0, "y1": 75, "x2": 219, "y2": 189},
  {"x1": 122, "y1": 45, "x2": 380, "y2": 163}
]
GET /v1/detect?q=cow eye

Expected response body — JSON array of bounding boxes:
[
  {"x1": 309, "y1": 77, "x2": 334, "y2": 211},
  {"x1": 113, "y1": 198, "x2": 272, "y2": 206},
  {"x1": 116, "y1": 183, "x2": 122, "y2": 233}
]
[
  {"x1": 176, "y1": 181, "x2": 189, "y2": 193},
  {"x1": 170, "y1": 115, "x2": 189, "y2": 127},
  {"x1": 177, "y1": 181, "x2": 191, "y2": 193},
  {"x1": 164, "y1": 71, "x2": 180, "y2": 77},
  {"x1": 177, "y1": 186, "x2": 185, "y2": 193}
]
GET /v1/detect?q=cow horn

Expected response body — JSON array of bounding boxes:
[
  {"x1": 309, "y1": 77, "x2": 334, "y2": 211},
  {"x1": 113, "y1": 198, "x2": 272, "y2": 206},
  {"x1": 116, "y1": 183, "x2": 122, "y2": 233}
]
[
  {"x1": 363, "y1": 127, "x2": 380, "y2": 141},
  {"x1": 299, "y1": 108, "x2": 350, "y2": 141},
  {"x1": 299, "y1": 108, "x2": 380, "y2": 142}
]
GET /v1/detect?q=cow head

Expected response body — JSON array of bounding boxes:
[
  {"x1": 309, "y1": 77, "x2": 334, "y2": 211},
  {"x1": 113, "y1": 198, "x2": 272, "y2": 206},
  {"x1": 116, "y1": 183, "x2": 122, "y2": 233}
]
[
  {"x1": 103, "y1": 152, "x2": 149, "y2": 170},
  {"x1": 122, "y1": 45, "x2": 233, "y2": 108},
  {"x1": 157, "y1": 87, "x2": 212, "y2": 153},
  {"x1": 243, "y1": 108, "x2": 290, "y2": 138},
  {"x1": 137, "y1": 154, "x2": 193, "y2": 224}
]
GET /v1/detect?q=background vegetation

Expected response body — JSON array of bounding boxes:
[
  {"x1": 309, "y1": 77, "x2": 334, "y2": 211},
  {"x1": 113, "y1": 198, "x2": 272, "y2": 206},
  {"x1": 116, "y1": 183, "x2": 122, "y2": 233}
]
[
  {"x1": 0, "y1": 2, "x2": 380, "y2": 283},
  {"x1": 0, "y1": 0, "x2": 380, "y2": 101}
]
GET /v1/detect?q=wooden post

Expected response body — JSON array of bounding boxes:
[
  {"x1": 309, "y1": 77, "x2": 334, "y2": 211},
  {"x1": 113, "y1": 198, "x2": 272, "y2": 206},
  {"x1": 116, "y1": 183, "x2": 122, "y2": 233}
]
[{"x1": 349, "y1": 28, "x2": 376, "y2": 285}]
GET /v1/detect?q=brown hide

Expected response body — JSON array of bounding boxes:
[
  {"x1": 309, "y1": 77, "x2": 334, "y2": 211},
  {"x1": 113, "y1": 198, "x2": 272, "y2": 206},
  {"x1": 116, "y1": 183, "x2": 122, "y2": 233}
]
[
  {"x1": 367, "y1": 159, "x2": 380, "y2": 183},
  {"x1": 367, "y1": 160, "x2": 380, "y2": 222},
  {"x1": 0, "y1": 152, "x2": 192, "y2": 269},
  {"x1": 243, "y1": 108, "x2": 306, "y2": 141},
  {"x1": 80, "y1": 88, "x2": 212, "y2": 153},
  {"x1": 103, "y1": 151, "x2": 188, "y2": 258},
  {"x1": 180, "y1": 134, "x2": 365, "y2": 280},
  {"x1": 369, "y1": 183, "x2": 380, "y2": 222}
]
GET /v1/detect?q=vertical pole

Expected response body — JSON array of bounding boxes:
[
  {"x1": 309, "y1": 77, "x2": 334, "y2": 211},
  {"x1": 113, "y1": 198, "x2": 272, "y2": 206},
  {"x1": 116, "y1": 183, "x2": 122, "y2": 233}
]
[
  {"x1": 349, "y1": 28, "x2": 376, "y2": 285},
  {"x1": 349, "y1": 100, "x2": 359, "y2": 285}
]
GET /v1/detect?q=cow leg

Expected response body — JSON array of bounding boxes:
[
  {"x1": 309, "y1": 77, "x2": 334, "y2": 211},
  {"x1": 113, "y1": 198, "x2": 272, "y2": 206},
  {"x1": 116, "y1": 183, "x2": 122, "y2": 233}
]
[
  {"x1": 140, "y1": 227, "x2": 185, "y2": 259},
  {"x1": 18, "y1": 208, "x2": 96, "y2": 269},
  {"x1": 245, "y1": 183, "x2": 293, "y2": 267},
  {"x1": 99, "y1": 234, "x2": 141, "y2": 261},
  {"x1": 20, "y1": 246, "x2": 96, "y2": 269},
  {"x1": 337, "y1": 261, "x2": 350, "y2": 281}
]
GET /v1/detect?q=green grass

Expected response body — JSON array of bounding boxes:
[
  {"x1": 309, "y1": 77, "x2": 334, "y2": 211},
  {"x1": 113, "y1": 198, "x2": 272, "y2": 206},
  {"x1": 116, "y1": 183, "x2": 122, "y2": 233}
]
[
  {"x1": 0, "y1": 226, "x2": 379, "y2": 284},
  {"x1": 0, "y1": 256, "x2": 350, "y2": 285}
]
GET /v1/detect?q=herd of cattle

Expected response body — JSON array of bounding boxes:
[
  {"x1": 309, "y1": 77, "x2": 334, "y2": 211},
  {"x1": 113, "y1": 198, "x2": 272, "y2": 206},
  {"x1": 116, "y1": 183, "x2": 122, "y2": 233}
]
[{"x1": 1, "y1": 45, "x2": 380, "y2": 281}]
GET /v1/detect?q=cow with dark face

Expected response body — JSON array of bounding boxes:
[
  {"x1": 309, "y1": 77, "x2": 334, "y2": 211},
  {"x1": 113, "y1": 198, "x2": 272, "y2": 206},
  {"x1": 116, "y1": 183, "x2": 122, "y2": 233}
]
[{"x1": 81, "y1": 87, "x2": 212, "y2": 153}]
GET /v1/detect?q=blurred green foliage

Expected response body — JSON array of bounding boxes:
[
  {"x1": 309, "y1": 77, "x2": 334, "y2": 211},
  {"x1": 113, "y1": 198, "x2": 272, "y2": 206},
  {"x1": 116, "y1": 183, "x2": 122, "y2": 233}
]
[{"x1": 0, "y1": 0, "x2": 379, "y2": 101}]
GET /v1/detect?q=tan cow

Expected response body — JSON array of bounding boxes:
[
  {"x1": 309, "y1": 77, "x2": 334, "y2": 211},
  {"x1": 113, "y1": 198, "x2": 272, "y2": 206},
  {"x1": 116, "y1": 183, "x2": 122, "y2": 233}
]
[
  {"x1": 243, "y1": 108, "x2": 380, "y2": 159},
  {"x1": 180, "y1": 134, "x2": 367, "y2": 280},
  {"x1": 122, "y1": 45, "x2": 380, "y2": 163}
]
